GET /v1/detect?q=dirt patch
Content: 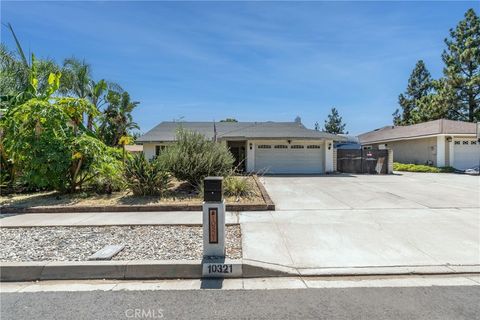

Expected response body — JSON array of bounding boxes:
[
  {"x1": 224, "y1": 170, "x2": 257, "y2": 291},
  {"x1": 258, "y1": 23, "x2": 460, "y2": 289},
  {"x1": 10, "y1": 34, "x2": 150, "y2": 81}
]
[{"x1": 0, "y1": 176, "x2": 265, "y2": 209}]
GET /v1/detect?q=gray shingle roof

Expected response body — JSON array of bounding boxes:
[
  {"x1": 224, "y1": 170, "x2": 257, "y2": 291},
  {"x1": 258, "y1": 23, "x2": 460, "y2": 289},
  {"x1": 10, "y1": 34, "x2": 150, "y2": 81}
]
[
  {"x1": 358, "y1": 119, "x2": 476, "y2": 144},
  {"x1": 137, "y1": 121, "x2": 344, "y2": 142}
]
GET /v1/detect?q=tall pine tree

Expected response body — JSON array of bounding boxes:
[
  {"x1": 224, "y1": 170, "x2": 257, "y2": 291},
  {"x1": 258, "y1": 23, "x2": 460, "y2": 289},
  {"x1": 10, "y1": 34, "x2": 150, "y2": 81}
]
[
  {"x1": 393, "y1": 60, "x2": 433, "y2": 125},
  {"x1": 323, "y1": 108, "x2": 347, "y2": 134},
  {"x1": 440, "y1": 8, "x2": 480, "y2": 122}
]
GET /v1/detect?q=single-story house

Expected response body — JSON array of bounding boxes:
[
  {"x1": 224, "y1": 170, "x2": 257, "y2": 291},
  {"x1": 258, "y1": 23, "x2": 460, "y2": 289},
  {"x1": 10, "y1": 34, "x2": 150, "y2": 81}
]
[
  {"x1": 136, "y1": 121, "x2": 346, "y2": 174},
  {"x1": 358, "y1": 119, "x2": 479, "y2": 170}
]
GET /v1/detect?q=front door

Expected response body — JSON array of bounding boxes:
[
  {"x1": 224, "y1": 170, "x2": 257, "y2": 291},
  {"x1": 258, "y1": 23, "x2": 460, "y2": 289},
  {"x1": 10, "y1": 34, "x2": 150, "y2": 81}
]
[{"x1": 227, "y1": 141, "x2": 246, "y2": 172}]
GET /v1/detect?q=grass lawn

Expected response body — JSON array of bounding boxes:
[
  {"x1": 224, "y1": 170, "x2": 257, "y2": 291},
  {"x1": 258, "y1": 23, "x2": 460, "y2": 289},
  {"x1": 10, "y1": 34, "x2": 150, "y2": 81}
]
[{"x1": 0, "y1": 176, "x2": 264, "y2": 209}]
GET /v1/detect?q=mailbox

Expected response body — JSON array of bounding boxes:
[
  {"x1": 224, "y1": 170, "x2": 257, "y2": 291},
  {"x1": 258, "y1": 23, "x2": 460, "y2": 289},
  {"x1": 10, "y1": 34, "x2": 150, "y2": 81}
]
[{"x1": 204, "y1": 176, "x2": 223, "y2": 202}]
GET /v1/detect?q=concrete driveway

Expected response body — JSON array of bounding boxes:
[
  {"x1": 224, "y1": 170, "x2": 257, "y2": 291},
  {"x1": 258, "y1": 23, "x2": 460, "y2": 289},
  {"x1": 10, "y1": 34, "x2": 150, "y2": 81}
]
[
  {"x1": 263, "y1": 172, "x2": 479, "y2": 210},
  {"x1": 240, "y1": 172, "x2": 480, "y2": 273}
]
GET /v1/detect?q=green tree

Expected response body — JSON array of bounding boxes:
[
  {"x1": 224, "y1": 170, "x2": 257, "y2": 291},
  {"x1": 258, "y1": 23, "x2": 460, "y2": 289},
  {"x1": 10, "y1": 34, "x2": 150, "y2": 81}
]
[
  {"x1": 220, "y1": 118, "x2": 238, "y2": 122},
  {"x1": 0, "y1": 68, "x2": 120, "y2": 192},
  {"x1": 323, "y1": 107, "x2": 347, "y2": 134},
  {"x1": 440, "y1": 8, "x2": 480, "y2": 122},
  {"x1": 98, "y1": 90, "x2": 140, "y2": 146},
  {"x1": 393, "y1": 60, "x2": 434, "y2": 125}
]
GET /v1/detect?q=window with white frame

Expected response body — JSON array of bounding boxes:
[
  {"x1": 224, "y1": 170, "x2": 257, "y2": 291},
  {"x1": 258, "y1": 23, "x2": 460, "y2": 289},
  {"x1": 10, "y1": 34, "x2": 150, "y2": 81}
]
[
  {"x1": 290, "y1": 145, "x2": 304, "y2": 149},
  {"x1": 155, "y1": 145, "x2": 168, "y2": 156},
  {"x1": 306, "y1": 145, "x2": 321, "y2": 149},
  {"x1": 257, "y1": 145, "x2": 271, "y2": 149},
  {"x1": 274, "y1": 145, "x2": 288, "y2": 149}
]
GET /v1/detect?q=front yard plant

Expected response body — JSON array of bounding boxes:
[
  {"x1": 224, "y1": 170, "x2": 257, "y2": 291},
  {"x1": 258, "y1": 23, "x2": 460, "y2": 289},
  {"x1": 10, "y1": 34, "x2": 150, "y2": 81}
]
[
  {"x1": 224, "y1": 176, "x2": 255, "y2": 198},
  {"x1": 158, "y1": 129, "x2": 234, "y2": 187},
  {"x1": 124, "y1": 153, "x2": 171, "y2": 196},
  {"x1": 393, "y1": 162, "x2": 456, "y2": 173}
]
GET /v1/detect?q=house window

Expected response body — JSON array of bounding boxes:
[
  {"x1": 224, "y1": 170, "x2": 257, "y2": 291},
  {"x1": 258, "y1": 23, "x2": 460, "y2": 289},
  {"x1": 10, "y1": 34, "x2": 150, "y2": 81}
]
[
  {"x1": 363, "y1": 146, "x2": 372, "y2": 150},
  {"x1": 274, "y1": 145, "x2": 288, "y2": 149},
  {"x1": 454, "y1": 141, "x2": 461, "y2": 145},
  {"x1": 258, "y1": 145, "x2": 271, "y2": 149},
  {"x1": 463, "y1": 141, "x2": 469, "y2": 145},
  {"x1": 155, "y1": 145, "x2": 167, "y2": 156},
  {"x1": 291, "y1": 145, "x2": 304, "y2": 149},
  {"x1": 306, "y1": 145, "x2": 320, "y2": 149},
  {"x1": 471, "y1": 141, "x2": 477, "y2": 145}
]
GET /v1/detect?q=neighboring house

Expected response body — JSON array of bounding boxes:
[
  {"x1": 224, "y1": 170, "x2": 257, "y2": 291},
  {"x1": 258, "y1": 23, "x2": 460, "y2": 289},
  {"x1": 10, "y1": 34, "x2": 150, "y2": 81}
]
[
  {"x1": 136, "y1": 121, "x2": 346, "y2": 174},
  {"x1": 124, "y1": 144, "x2": 143, "y2": 153},
  {"x1": 358, "y1": 119, "x2": 480, "y2": 170}
]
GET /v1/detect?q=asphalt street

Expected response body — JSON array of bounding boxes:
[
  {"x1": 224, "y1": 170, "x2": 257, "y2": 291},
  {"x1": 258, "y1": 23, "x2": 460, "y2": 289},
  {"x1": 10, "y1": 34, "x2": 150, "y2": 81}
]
[{"x1": 2, "y1": 285, "x2": 479, "y2": 320}]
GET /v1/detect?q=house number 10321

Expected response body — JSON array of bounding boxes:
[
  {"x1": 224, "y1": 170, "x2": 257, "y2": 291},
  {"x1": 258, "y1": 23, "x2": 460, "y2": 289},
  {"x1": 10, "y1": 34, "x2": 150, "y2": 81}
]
[{"x1": 207, "y1": 264, "x2": 233, "y2": 274}]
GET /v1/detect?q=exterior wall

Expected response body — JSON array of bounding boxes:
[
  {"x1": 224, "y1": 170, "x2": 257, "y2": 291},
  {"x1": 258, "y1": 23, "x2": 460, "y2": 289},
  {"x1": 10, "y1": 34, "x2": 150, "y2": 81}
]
[
  {"x1": 436, "y1": 136, "x2": 446, "y2": 167},
  {"x1": 372, "y1": 137, "x2": 438, "y2": 166},
  {"x1": 324, "y1": 140, "x2": 334, "y2": 173},
  {"x1": 246, "y1": 140, "x2": 255, "y2": 172},
  {"x1": 387, "y1": 149, "x2": 394, "y2": 174},
  {"x1": 333, "y1": 148, "x2": 338, "y2": 172},
  {"x1": 142, "y1": 142, "x2": 172, "y2": 160},
  {"x1": 143, "y1": 143, "x2": 156, "y2": 160}
]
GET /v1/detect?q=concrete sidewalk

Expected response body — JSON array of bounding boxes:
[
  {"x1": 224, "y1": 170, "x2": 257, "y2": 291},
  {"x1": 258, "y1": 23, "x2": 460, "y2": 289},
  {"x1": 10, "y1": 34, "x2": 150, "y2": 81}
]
[{"x1": 0, "y1": 211, "x2": 239, "y2": 227}]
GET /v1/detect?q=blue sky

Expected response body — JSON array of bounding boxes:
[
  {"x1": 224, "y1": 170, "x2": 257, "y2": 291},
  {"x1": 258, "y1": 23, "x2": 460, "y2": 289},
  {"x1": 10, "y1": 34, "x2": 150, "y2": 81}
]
[{"x1": 1, "y1": 1, "x2": 477, "y2": 134}]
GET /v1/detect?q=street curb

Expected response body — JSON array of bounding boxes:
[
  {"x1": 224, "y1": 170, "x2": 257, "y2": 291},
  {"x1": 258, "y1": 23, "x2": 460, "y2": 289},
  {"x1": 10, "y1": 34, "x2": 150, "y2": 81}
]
[
  {"x1": 0, "y1": 203, "x2": 274, "y2": 214},
  {"x1": 1, "y1": 260, "x2": 478, "y2": 282},
  {"x1": 0, "y1": 260, "x2": 295, "y2": 282}
]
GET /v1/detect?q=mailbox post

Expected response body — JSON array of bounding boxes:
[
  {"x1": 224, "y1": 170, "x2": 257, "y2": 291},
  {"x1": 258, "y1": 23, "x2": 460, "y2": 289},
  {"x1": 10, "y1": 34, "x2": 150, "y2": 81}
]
[{"x1": 202, "y1": 176, "x2": 225, "y2": 257}]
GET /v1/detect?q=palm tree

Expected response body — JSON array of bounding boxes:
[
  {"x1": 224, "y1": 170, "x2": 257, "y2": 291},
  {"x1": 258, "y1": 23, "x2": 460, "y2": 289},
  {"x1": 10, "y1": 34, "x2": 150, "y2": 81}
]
[
  {"x1": 99, "y1": 90, "x2": 140, "y2": 146},
  {"x1": 60, "y1": 58, "x2": 115, "y2": 130},
  {"x1": 1, "y1": 24, "x2": 60, "y2": 107}
]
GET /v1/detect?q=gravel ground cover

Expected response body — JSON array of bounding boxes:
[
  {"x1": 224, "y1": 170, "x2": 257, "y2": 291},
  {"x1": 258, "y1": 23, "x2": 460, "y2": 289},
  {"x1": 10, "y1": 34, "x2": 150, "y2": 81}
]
[{"x1": 0, "y1": 225, "x2": 242, "y2": 261}]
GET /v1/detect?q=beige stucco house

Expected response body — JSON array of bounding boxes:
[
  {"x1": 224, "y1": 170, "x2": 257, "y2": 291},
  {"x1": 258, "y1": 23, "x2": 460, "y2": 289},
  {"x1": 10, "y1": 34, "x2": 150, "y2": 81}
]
[
  {"x1": 136, "y1": 121, "x2": 345, "y2": 174},
  {"x1": 358, "y1": 119, "x2": 479, "y2": 170}
]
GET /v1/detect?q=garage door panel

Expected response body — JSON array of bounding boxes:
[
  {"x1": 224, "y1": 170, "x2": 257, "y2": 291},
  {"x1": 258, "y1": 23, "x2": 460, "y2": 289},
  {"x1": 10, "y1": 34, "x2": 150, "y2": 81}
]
[
  {"x1": 254, "y1": 144, "x2": 324, "y2": 174},
  {"x1": 453, "y1": 139, "x2": 480, "y2": 170}
]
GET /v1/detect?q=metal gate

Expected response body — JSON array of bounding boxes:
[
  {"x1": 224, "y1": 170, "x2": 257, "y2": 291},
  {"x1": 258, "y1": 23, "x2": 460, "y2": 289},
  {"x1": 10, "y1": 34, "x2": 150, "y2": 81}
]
[{"x1": 337, "y1": 149, "x2": 388, "y2": 174}]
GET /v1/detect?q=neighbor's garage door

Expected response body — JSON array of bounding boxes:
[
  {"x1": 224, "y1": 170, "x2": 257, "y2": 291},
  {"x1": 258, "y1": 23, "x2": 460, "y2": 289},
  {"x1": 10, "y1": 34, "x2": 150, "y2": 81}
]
[
  {"x1": 254, "y1": 143, "x2": 324, "y2": 174},
  {"x1": 453, "y1": 139, "x2": 480, "y2": 170}
]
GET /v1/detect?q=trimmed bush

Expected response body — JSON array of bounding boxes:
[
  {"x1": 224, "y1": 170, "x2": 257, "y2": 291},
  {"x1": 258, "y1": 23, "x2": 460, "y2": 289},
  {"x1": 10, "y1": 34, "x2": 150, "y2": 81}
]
[
  {"x1": 124, "y1": 153, "x2": 171, "y2": 196},
  {"x1": 158, "y1": 129, "x2": 234, "y2": 187},
  {"x1": 393, "y1": 162, "x2": 456, "y2": 173},
  {"x1": 224, "y1": 176, "x2": 255, "y2": 198}
]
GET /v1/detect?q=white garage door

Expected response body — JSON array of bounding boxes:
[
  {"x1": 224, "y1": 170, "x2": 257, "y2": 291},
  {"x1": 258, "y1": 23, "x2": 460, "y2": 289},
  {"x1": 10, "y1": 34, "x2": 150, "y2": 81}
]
[
  {"x1": 453, "y1": 139, "x2": 480, "y2": 170},
  {"x1": 254, "y1": 143, "x2": 324, "y2": 174}
]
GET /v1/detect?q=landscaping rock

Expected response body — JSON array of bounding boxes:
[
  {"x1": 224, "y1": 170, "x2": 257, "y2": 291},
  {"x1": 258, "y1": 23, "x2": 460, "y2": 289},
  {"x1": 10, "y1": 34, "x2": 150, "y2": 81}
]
[{"x1": 0, "y1": 225, "x2": 242, "y2": 262}]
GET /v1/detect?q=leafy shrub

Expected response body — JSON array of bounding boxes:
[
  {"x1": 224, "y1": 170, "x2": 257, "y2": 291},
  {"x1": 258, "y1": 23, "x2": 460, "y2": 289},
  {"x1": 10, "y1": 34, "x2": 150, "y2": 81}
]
[
  {"x1": 393, "y1": 162, "x2": 456, "y2": 173},
  {"x1": 158, "y1": 129, "x2": 234, "y2": 187},
  {"x1": 87, "y1": 147, "x2": 126, "y2": 194},
  {"x1": 124, "y1": 153, "x2": 171, "y2": 196},
  {"x1": 224, "y1": 176, "x2": 256, "y2": 198}
]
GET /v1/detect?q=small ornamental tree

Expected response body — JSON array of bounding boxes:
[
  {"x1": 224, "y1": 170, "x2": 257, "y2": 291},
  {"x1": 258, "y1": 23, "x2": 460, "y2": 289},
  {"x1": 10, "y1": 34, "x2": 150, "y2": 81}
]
[
  {"x1": 323, "y1": 107, "x2": 347, "y2": 134},
  {"x1": 158, "y1": 129, "x2": 234, "y2": 187}
]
